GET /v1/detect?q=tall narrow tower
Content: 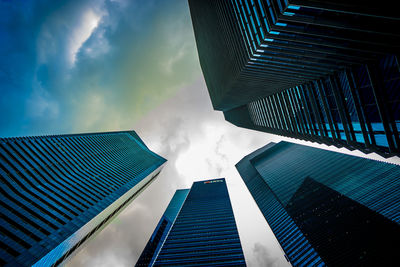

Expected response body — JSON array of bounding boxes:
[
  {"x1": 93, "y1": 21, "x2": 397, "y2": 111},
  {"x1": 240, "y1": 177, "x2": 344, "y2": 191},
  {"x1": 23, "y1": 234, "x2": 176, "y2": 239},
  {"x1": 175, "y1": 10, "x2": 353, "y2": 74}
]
[
  {"x1": 236, "y1": 141, "x2": 400, "y2": 266},
  {"x1": 139, "y1": 178, "x2": 246, "y2": 266},
  {"x1": 0, "y1": 130, "x2": 166, "y2": 266},
  {"x1": 136, "y1": 189, "x2": 189, "y2": 266}
]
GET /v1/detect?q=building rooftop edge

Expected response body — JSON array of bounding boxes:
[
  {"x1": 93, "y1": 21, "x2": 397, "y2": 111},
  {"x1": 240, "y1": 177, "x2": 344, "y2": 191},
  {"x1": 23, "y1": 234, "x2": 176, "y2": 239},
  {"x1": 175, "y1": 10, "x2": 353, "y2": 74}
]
[{"x1": 0, "y1": 129, "x2": 139, "y2": 140}]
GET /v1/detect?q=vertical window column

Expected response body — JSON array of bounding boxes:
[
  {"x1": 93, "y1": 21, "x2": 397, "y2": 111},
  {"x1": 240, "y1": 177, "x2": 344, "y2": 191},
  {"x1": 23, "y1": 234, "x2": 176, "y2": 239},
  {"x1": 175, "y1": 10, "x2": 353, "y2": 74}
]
[
  {"x1": 329, "y1": 74, "x2": 354, "y2": 144},
  {"x1": 343, "y1": 69, "x2": 371, "y2": 147},
  {"x1": 366, "y1": 63, "x2": 400, "y2": 153},
  {"x1": 315, "y1": 80, "x2": 339, "y2": 141}
]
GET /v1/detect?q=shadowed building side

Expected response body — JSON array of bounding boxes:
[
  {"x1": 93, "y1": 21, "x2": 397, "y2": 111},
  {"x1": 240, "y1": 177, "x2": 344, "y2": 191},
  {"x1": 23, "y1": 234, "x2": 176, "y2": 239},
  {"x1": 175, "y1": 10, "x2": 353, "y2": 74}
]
[
  {"x1": 189, "y1": 0, "x2": 400, "y2": 157},
  {"x1": 236, "y1": 141, "x2": 400, "y2": 266},
  {"x1": 224, "y1": 57, "x2": 400, "y2": 157},
  {"x1": 188, "y1": 0, "x2": 250, "y2": 111}
]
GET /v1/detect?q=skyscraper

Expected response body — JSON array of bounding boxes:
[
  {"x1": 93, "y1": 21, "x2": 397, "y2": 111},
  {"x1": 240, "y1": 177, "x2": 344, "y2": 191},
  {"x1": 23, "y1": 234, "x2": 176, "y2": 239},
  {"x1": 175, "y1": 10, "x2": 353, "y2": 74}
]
[
  {"x1": 135, "y1": 189, "x2": 189, "y2": 267},
  {"x1": 188, "y1": 0, "x2": 400, "y2": 157},
  {"x1": 141, "y1": 178, "x2": 246, "y2": 266},
  {"x1": 0, "y1": 130, "x2": 166, "y2": 266},
  {"x1": 236, "y1": 141, "x2": 400, "y2": 266}
]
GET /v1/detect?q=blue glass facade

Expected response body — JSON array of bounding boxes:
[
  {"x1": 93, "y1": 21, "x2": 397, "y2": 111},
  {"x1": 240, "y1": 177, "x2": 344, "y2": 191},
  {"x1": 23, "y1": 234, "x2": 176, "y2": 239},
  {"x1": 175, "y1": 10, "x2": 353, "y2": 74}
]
[
  {"x1": 188, "y1": 0, "x2": 400, "y2": 157},
  {"x1": 242, "y1": 58, "x2": 400, "y2": 157},
  {"x1": 152, "y1": 179, "x2": 246, "y2": 266},
  {"x1": 0, "y1": 131, "x2": 166, "y2": 266},
  {"x1": 236, "y1": 141, "x2": 400, "y2": 266},
  {"x1": 136, "y1": 189, "x2": 189, "y2": 267}
]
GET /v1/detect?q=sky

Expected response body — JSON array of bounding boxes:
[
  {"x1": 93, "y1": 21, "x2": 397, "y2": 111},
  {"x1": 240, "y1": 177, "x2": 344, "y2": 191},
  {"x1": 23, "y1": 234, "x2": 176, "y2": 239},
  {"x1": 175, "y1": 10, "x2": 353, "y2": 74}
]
[{"x1": 1, "y1": 0, "x2": 399, "y2": 266}]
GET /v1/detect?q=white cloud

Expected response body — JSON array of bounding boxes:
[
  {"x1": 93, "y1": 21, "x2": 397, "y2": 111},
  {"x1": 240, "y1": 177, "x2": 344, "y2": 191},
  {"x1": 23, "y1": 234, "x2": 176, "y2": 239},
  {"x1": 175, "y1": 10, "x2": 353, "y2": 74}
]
[
  {"x1": 36, "y1": 2, "x2": 106, "y2": 68},
  {"x1": 68, "y1": 76, "x2": 291, "y2": 267},
  {"x1": 175, "y1": 123, "x2": 225, "y2": 178},
  {"x1": 50, "y1": 1, "x2": 400, "y2": 266},
  {"x1": 26, "y1": 81, "x2": 59, "y2": 119},
  {"x1": 83, "y1": 27, "x2": 110, "y2": 59},
  {"x1": 160, "y1": 43, "x2": 187, "y2": 75},
  {"x1": 77, "y1": 91, "x2": 105, "y2": 129},
  {"x1": 68, "y1": 9, "x2": 102, "y2": 66},
  {"x1": 253, "y1": 243, "x2": 279, "y2": 267}
]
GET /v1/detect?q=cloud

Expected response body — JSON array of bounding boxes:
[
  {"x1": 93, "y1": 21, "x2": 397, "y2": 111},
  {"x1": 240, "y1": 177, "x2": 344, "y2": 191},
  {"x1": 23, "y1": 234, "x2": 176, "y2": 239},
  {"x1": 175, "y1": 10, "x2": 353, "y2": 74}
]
[
  {"x1": 65, "y1": 202, "x2": 157, "y2": 267},
  {"x1": 159, "y1": 117, "x2": 191, "y2": 158},
  {"x1": 252, "y1": 243, "x2": 279, "y2": 267},
  {"x1": 62, "y1": 0, "x2": 201, "y2": 134},
  {"x1": 82, "y1": 27, "x2": 110, "y2": 59},
  {"x1": 161, "y1": 45, "x2": 186, "y2": 75},
  {"x1": 67, "y1": 72, "x2": 292, "y2": 266},
  {"x1": 26, "y1": 80, "x2": 59, "y2": 119},
  {"x1": 0, "y1": 0, "x2": 202, "y2": 138},
  {"x1": 67, "y1": 8, "x2": 102, "y2": 66},
  {"x1": 36, "y1": 1, "x2": 105, "y2": 67},
  {"x1": 66, "y1": 78, "x2": 212, "y2": 266},
  {"x1": 2, "y1": 1, "x2": 399, "y2": 267}
]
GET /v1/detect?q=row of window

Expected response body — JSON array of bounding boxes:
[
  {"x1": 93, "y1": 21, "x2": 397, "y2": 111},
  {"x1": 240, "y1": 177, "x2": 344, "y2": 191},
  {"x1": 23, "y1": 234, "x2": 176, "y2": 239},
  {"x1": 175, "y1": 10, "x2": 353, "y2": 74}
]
[
  {"x1": 155, "y1": 182, "x2": 244, "y2": 265},
  {"x1": 248, "y1": 57, "x2": 400, "y2": 156},
  {"x1": 0, "y1": 132, "x2": 164, "y2": 266},
  {"x1": 247, "y1": 142, "x2": 400, "y2": 265},
  {"x1": 237, "y1": 157, "x2": 324, "y2": 267}
]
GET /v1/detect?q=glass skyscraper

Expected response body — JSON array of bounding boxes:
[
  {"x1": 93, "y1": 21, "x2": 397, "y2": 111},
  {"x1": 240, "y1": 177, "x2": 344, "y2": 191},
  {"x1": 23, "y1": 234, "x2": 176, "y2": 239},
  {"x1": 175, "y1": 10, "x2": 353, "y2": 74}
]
[
  {"x1": 188, "y1": 0, "x2": 400, "y2": 157},
  {"x1": 236, "y1": 141, "x2": 400, "y2": 266},
  {"x1": 0, "y1": 130, "x2": 166, "y2": 266},
  {"x1": 138, "y1": 178, "x2": 246, "y2": 266},
  {"x1": 135, "y1": 189, "x2": 190, "y2": 267}
]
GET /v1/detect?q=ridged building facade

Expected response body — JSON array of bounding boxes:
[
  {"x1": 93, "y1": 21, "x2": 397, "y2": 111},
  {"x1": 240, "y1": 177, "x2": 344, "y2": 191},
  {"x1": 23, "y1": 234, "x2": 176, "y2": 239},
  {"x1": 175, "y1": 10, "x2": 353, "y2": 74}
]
[
  {"x1": 148, "y1": 178, "x2": 246, "y2": 266},
  {"x1": 236, "y1": 141, "x2": 400, "y2": 266},
  {"x1": 188, "y1": 0, "x2": 400, "y2": 157},
  {"x1": 0, "y1": 131, "x2": 166, "y2": 266}
]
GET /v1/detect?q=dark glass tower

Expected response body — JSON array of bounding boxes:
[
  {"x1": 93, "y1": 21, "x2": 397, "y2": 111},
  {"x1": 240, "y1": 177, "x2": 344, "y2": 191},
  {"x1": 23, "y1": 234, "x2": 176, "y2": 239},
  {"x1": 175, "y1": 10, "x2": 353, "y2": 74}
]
[
  {"x1": 236, "y1": 141, "x2": 400, "y2": 266},
  {"x1": 149, "y1": 178, "x2": 246, "y2": 266},
  {"x1": 188, "y1": 0, "x2": 400, "y2": 157},
  {"x1": 0, "y1": 130, "x2": 166, "y2": 266},
  {"x1": 135, "y1": 189, "x2": 189, "y2": 267}
]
